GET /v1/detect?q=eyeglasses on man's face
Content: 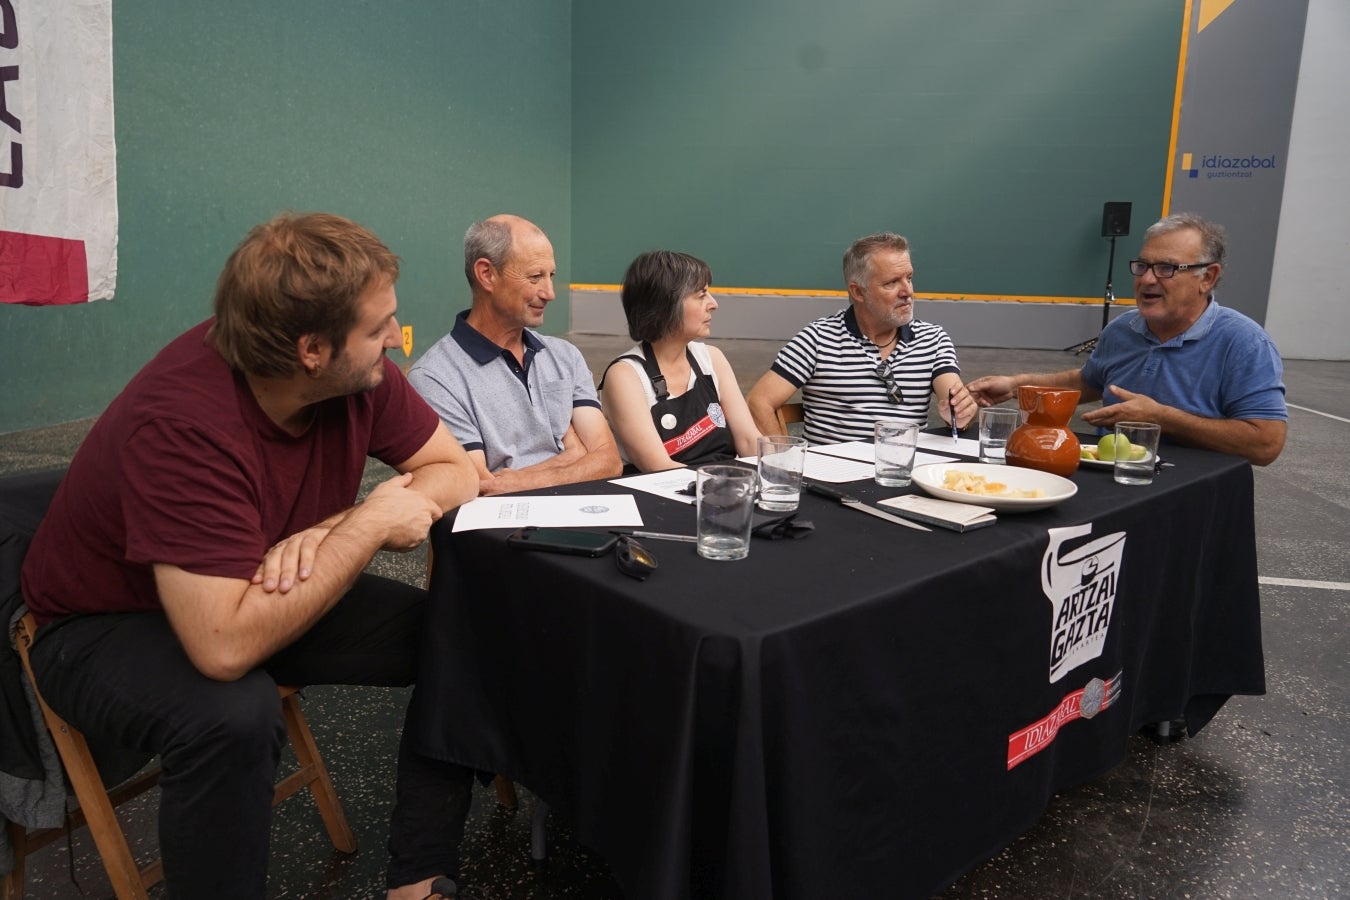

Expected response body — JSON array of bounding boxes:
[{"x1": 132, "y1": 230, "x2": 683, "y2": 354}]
[
  {"x1": 874, "y1": 361, "x2": 904, "y2": 404},
  {"x1": 1128, "y1": 259, "x2": 1215, "y2": 279}
]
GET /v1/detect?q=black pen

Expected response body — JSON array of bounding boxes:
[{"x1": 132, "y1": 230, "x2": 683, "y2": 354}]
[
  {"x1": 611, "y1": 529, "x2": 698, "y2": 544},
  {"x1": 949, "y1": 389, "x2": 959, "y2": 444}
]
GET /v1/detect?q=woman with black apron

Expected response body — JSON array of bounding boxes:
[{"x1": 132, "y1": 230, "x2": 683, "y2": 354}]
[{"x1": 599, "y1": 251, "x2": 761, "y2": 472}]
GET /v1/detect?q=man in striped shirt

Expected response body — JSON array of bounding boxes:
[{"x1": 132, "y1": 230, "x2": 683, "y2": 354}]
[{"x1": 747, "y1": 232, "x2": 977, "y2": 444}]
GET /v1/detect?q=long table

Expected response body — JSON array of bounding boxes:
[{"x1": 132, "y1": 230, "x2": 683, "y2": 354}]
[{"x1": 409, "y1": 441, "x2": 1265, "y2": 899}]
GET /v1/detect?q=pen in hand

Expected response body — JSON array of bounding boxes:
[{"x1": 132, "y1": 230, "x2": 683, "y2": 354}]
[{"x1": 949, "y1": 389, "x2": 959, "y2": 443}]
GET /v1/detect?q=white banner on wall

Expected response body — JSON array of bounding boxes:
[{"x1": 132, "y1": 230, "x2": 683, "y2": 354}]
[{"x1": 0, "y1": 0, "x2": 117, "y2": 305}]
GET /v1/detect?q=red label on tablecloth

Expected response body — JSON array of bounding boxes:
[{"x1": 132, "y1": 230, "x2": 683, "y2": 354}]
[{"x1": 1007, "y1": 671, "x2": 1122, "y2": 770}]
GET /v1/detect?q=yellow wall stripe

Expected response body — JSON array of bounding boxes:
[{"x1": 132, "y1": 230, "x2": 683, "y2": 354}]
[
  {"x1": 570, "y1": 285, "x2": 1133, "y2": 307},
  {"x1": 1161, "y1": 0, "x2": 1196, "y2": 217},
  {"x1": 570, "y1": 284, "x2": 847, "y2": 298}
]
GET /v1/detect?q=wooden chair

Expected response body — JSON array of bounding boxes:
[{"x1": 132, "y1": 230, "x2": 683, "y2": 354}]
[
  {"x1": 4, "y1": 612, "x2": 355, "y2": 900},
  {"x1": 775, "y1": 400, "x2": 805, "y2": 435}
]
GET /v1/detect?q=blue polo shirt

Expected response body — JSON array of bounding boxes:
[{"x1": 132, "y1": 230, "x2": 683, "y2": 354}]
[
  {"x1": 409, "y1": 311, "x2": 602, "y2": 471},
  {"x1": 1080, "y1": 298, "x2": 1286, "y2": 422}
]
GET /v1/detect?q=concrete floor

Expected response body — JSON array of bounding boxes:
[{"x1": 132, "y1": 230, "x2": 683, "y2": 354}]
[{"x1": 2, "y1": 338, "x2": 1346, "y2": 899}]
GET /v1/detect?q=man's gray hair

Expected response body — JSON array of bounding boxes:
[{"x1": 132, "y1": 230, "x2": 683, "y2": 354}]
[
  {"x1": 843, "y1": 232, "x2": 910, "y2": 290},
  {"x1": 1144, "y1": 213, "x2": 1227, "y2": 270},
  {"x1": 463, "y1": 218, "x2": 516, "y2": 288}
]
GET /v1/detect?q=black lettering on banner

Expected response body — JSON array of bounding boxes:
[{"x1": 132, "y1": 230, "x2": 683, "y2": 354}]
[
  {"x1": 1, "y1": 139, "x2": 19, "y2": 187},
  {"x1": 0, "y1": 0, "x2": 21, "y2": 190},
  {"x1": 0, "y1": 0, "x2": 16, "y2": 50},
  {"x1": 0, "y1": 65, "x2": 17, "y2": 132},
  {"x1": 0, "y1": 65, "x2": 19, "y2": 188}
]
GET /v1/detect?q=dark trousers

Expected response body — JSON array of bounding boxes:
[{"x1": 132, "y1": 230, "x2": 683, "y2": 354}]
[
  {"x1": 386, "y1": 725, "x2": 474, "y2": 889},
  {"x1": 29, "y1": 573, "x2": 471, "y2": 899}
]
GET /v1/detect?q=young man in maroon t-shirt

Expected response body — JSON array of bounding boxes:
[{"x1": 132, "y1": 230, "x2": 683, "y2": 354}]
[{"x1": 22, "y1": 213, "x2": 477, "y2": 900}]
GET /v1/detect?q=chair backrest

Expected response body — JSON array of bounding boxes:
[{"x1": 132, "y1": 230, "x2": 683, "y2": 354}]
[{"x1": 775, "y1": 401, "x2": 805, "y2": 436}]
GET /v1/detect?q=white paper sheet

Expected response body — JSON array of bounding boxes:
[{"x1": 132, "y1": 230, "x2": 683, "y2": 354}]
[
  {"x1": 807, "y1": 442, "x2": 964, "y2": 471},
  {"x1": 735, "y1": 451, "x2": 875, "y2": 483},
  {"x1": 609, "y1": 470, "x2": 697, "y2": 505},
  {"x1": 802, "y1": 452, "x2": 875, "y2": 483},
  {"x1": 451, "y1": 494, "x2": 644, "y2": 532},
  {"x1": 917, "y1": 433, "x2": 980, "y2": 458}
]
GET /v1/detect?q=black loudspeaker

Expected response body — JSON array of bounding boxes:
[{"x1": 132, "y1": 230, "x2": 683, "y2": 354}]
[{"x1": 1101, "y1": 201, "x2": 1132, "y2": 237}]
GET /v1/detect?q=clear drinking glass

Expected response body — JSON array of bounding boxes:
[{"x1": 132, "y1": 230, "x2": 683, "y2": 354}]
[
  {"x1": 874, "y1": 422, "x2": 920, "y2": 487},
  {"x1": 1112, "y1": 422, "x2": 1162, "y2": 485},
  {"x1": 756, "y1": 435, "x2": 808, "y2": 512},
  {"x1": 977, "y1": 407, "x2": 1021, "y2": 464},
  {"x1": 696, "y1": 465, "x2": 757, "y2": 560}
]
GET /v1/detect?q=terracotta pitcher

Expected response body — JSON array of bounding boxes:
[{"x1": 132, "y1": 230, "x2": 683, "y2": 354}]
[{"x1": 1006, "y1": 386, "x2": 1081, "y2": 477}]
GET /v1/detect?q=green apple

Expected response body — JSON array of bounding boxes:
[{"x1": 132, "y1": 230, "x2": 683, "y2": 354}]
[{"x1": 1096, "y1": 433, "x2": 1132, "y2": 461}]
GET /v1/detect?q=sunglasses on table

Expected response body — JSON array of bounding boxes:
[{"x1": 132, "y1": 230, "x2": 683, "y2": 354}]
[{"x1": 614, "y1": 535, "x2": 658, "y2": 580}]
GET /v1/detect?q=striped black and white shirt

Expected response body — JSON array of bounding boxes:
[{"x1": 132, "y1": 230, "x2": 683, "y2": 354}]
[{"x1": 770, "y1": 306, "x2": 961, "y2": 444}]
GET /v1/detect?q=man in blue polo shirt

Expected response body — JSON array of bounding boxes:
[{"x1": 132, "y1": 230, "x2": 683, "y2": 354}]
[
  {"x1": 410, "y1": 214, "x2": 622, "y2": 494},
  {"x1": 967, "y1": 213, "x2": 1287, "y2": 466}
]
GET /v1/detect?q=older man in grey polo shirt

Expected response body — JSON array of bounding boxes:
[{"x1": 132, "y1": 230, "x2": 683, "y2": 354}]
[{"x1": 410, "y1": 214, "x2": 622, "y2": 495}]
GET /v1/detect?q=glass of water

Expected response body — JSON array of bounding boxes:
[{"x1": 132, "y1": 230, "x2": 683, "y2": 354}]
[
  {"x1": 977, "y1": 407, "x2": 1021, "y2": 464},
  {"x1": 1112, "y1": 422, "x2": 1162, "y2": 485},
  {"x1": 696, "y1": 465, "x2": 757, "y2": 560},
  {"x1": 756, "y1": 435, "x2": 808, "y2": 512},
  {"x1": 874, "y1": 421, "x2": 920, "y2": 487}
]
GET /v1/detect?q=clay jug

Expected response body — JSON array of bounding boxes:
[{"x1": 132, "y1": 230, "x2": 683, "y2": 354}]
[{"x1": 1006, "y1": 386, "x2": 1081, "y2": 477}]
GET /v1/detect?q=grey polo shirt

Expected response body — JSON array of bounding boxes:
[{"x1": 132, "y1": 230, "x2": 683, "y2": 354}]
[{"x1": 409, "y1": 310, "x2": 602, "y2": 472}]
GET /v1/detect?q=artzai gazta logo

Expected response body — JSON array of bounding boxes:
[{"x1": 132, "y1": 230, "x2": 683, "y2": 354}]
[
  {"x1": 1181, "y1": 151, "x2": 1280, "y2": 180},
  {"x1": 1041, "y1": 523, "x2": 1126, "y2": 683}
]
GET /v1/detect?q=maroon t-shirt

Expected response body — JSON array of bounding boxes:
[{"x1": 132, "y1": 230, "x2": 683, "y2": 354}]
[{"x1": 22, "y1": 320, "x2": 439, "y2": 624}]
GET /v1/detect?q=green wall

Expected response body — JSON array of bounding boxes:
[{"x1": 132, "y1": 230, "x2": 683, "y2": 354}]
[
  {"x1": 1, "y1": 0, "x2": 571, "y2": 432},
  {"x1": 571, "y1": 0, "x2": 1181, "y2": 296},
  {"x1": 4, "y1": 1, "x2": 1190, "y2": 432}
]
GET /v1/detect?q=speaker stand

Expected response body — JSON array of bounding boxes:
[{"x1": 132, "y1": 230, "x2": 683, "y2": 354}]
[{"x1": 1065, "y1": 235, "x2": 1118, "y2": 355}]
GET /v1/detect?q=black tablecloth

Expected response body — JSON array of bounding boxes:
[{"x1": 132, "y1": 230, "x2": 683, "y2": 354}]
[{"x1": 410, "y1": 441, "x2": 1264, "y2": 900}]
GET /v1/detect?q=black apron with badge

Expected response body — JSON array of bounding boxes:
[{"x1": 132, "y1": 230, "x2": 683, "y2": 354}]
[{"x1": 602, "y1": 343, "x2": 737, "y2": 467}]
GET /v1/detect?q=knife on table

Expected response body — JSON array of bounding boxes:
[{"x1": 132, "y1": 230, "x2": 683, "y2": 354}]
[{"x1": 802, "y1": 480, "x2": 932, "y2": 532}]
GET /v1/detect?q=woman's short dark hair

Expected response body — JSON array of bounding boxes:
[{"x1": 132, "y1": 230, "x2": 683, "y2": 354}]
[
  {"x1": 620, "y1": 250, "x2": 712, "y2": 343},
  {"x1": 211, "y1": 212, "x2": 399, "y2": 377}
]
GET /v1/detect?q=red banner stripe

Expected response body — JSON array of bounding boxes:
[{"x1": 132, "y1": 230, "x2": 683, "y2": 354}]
[{"x1": 0, "y1": 231, "x2": 90, "y2": 306}]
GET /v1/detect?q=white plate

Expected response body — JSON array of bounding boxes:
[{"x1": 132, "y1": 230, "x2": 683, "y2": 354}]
[
  {"x1": 1078, "y1": 445, "x2": 1114, "y2": 470},
  {"x1": 1078, "y1": 444, "x2": 1154, "y2": 471},
  {"x1": 910, "y1": 462, "x2": 1078, "y2": 512}
]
